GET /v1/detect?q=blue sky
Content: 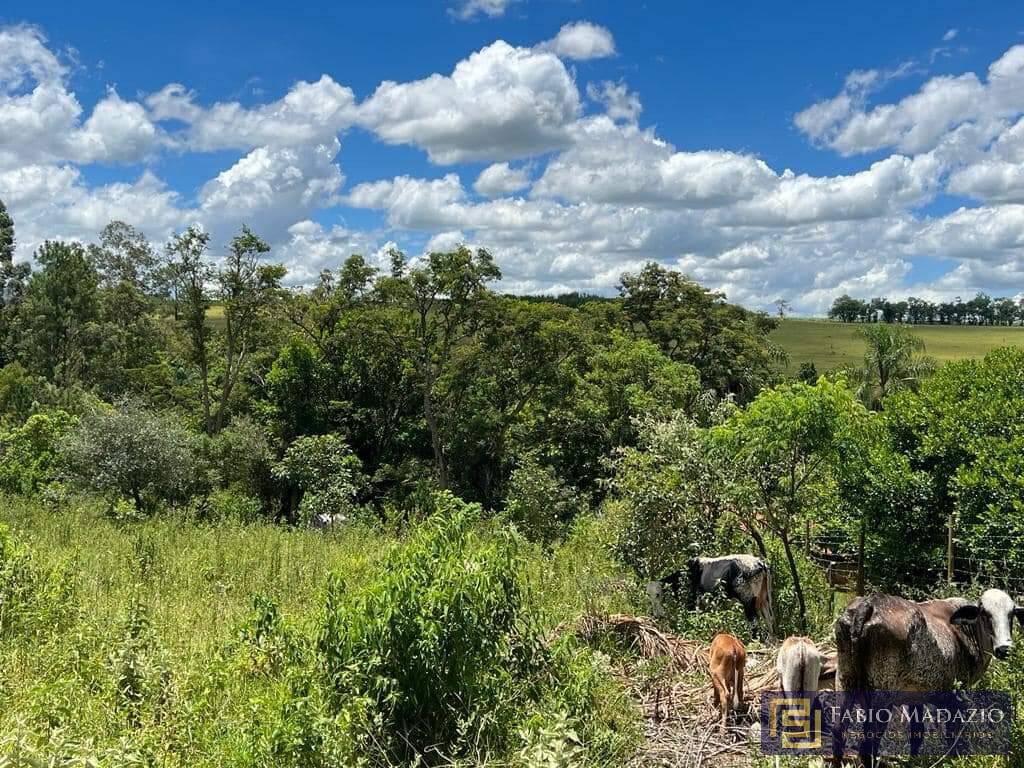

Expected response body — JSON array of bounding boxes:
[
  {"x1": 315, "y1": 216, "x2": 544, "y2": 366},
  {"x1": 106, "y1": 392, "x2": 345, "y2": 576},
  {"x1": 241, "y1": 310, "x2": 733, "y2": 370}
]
[{"x1": 2, "y1": 0, "x2": 1024, "y2": 312}]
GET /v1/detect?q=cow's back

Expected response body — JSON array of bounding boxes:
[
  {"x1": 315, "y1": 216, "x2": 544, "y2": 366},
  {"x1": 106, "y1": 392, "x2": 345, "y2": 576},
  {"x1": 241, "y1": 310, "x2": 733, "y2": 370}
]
[{"x1": 836, "y1": 594, "x2": 980, "y2": 692}]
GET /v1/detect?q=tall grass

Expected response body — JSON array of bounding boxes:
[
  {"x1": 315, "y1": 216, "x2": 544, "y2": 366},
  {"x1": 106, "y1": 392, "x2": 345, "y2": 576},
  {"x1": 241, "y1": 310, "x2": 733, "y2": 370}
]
[{"x1": 0, "y1": 494, "x2": 640, "y2": 766}]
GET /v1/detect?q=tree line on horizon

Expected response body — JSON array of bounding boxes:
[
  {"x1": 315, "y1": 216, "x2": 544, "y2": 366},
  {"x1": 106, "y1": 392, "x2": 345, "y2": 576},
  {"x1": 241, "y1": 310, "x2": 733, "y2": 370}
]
[{"x1": 829, "y1": 292, "x2": 1024, "y2": 325}]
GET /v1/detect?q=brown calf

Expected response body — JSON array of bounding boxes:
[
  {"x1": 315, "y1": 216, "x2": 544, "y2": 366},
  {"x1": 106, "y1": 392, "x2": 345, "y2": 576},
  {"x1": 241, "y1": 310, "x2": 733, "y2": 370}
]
[{"x1": 708, "y1": 632, "x2": 746, "y2": 734}]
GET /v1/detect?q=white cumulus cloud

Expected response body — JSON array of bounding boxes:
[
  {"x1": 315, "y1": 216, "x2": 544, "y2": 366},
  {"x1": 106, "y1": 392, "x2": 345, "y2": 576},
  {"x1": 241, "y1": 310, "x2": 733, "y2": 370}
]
[{"x1": 538, "y1": 21, "x2": 616, "y2": 61}]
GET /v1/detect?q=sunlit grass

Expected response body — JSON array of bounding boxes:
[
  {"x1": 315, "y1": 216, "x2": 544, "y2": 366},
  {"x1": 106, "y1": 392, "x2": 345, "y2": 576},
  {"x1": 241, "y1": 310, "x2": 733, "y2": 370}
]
[{"x1": 773, "y1": 318, "x2": 1024, "y2": 373}]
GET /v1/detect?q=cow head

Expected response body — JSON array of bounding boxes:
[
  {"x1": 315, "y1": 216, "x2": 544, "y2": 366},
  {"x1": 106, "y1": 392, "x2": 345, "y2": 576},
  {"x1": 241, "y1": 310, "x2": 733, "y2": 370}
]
[{"x1": 950, "y1": 589, "x2": 1024, "y2": 660}]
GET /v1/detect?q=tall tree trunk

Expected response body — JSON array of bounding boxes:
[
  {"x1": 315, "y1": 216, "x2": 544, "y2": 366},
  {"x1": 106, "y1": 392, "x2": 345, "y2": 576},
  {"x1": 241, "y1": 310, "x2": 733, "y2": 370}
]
[
  {"x1": 781, "y1": 530, "x2": 807, "y2": 632},
  {"x1": 422, "y1": 369, "x2": 448, "y2": 488},
  {"x1": 747, "y1": 523, "x2": 769, "y2": 560}
]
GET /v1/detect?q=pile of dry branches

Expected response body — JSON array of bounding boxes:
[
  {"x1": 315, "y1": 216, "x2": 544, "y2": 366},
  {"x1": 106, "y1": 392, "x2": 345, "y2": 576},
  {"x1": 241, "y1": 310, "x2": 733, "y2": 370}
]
[{"x1": 576, "y1": 613, "x2": 837, "y2": 768}]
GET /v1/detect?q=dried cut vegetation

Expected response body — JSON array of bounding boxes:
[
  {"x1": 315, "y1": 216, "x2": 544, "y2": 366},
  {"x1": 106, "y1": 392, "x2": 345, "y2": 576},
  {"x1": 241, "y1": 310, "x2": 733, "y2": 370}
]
[{"x1": 578, "y1": 613, "x2": 837, "y2": 768}]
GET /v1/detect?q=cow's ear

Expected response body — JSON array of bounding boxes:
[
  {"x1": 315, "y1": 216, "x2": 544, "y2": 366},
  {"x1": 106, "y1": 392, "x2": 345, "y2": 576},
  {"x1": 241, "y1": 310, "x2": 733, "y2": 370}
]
[
  {"x1": 951, "y1": 604, "x2": 982, "y2": 626},
  {"x1": 1013, "y1": 607, "x2": 1024, "y2": 628}
]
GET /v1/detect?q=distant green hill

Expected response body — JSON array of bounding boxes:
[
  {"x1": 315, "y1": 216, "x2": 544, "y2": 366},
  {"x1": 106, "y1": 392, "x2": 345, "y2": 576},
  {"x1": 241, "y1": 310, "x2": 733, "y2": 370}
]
[{"x1": 773, "y1": 318, "x2": 1024, "y2": 373}]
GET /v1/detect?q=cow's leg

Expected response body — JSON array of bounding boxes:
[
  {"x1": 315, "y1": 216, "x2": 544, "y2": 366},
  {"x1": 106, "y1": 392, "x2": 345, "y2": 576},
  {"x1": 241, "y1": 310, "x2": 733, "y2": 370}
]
[{"x1": 711, "y1": 671, "x2": 729, "y2": 733}]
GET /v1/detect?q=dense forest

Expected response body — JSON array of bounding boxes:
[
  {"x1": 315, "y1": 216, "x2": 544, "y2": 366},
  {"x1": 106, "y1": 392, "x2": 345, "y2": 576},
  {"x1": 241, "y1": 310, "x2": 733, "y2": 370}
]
[{"x1": 2, "y1": 198, "x2": 1024, "y2": 766}]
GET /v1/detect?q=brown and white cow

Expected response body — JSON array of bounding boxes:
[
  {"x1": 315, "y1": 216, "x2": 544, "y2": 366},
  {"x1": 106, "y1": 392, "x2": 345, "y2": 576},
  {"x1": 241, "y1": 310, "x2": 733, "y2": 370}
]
[
  {"x1": 709, "y1": 632, "x2": 747, "y2": 734},
  {"x1": 835, "y1": 588, "x2": 1023, "y2": 693},
  {"x1": 776, "y1": 636, "x2": 825, "y2": 694},
  {"x1": 647, "y1": 555, "x2": 774, "y2": 636}
]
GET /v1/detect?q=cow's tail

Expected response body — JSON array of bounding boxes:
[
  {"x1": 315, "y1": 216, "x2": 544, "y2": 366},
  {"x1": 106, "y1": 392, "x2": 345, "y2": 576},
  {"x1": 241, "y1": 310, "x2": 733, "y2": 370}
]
[
  {"x1": 732, "y1": 649, "x2": 742, "y2": 709},
  {"x1": 836, "y1": 600, "x2": 874, "y2": 692}
]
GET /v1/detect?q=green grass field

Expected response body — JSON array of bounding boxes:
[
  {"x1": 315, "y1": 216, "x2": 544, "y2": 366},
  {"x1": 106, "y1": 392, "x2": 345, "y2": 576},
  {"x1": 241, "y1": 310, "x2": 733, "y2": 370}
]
[{"x1": 773, "y1": 318, "x2": 1024, "y2": 373}]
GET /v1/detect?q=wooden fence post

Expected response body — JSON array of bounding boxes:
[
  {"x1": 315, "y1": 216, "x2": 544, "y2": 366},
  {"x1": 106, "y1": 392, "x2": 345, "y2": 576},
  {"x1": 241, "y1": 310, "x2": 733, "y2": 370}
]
[
  {"x1": 856, "y1": 518, "x2": 866, "y2": 596},
  {"x1": 947, "y1": 513, "x2": 954, "y2": 587}
]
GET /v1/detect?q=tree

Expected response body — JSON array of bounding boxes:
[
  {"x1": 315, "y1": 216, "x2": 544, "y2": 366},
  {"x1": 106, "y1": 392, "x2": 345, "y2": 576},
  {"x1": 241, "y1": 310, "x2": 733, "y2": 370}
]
[
  {"x1": 211, "y1": 226, "x2": 284, "y2": 433},
  {"x1": 88, "y1": 221, "x2": 159, "y2": 291},
  {"x1": 713, "y1": 378, "x2": 865, "y2": 630},
  {"x1": 63, "y1": 399, "x2": 204, "y2": 512},
  {"x1": 373, "y1": 247, "x2": 500, "y2": 487},
  {"x1": 0, "y1": 198, "x2": 13, "y2": 264},
  {"x1": 18, "y1": 241, "x2": 100, "y2": 393},
  {"x1": 0, "y1": 199, "x2": 30, "y2": 364},
  {"x1": 86, "y1": 222, "x2": 163, "y2": 395},
  {"x1": 166, "y1": 227, "x2": 214, "y2": 431},
  {"x1": 617, "y1": 262, "x2": 781, "y2": 399},
  {"x1": 850, "y1": 324, "x2": 935, "y2": 410},
  {"x1": 828, "y1": 295, "x2": 865, "y2": 323}
]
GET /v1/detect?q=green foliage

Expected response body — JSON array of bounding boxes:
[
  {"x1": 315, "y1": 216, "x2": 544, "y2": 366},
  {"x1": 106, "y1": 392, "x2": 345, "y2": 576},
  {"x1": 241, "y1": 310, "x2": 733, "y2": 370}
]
[
  {"x1": 63, "y1": 400, "x2": 203, "y2": 512},
  {"x1": 204, "y1": 487, "x2": 265, "y2": 524},
  {"x1": 0, "y1": 523, "x2": 75, "y2": 639},
  {"x1": 712, "y1": 377, "x2": 866, "y2": 628},
  {"x1": 849, "y1": 322, "x2": 936, "y2": 409},
  {"x1": 617, "y1": 262, "x2": 782, "y2": 399},
  {"x1": 0, "y1": 409, "x2": 76, "y2": 494},
  {"x1": 0, "y1": 197, "x2": 13, "y2": 264},
  {"x1": 107, "y1": 598, "x2": 171, "y2": 726},
  {"x1": 310, "y1": 493, "x2": 532, "y2": 762},
  {"x1": 262, "y1": 339, "x2": 337, "y2": 441},
  {"x1": 206, "y1": 415, "x2": 274, "y2": 496},
  {"x1": 881, "y1": 347, "x2": 1024, "y2": 588},
  {"x1": 609, "y1": 408, "x2": 745, "y2": 579},
  {"x1": 272, "y1": 433, "x2": 367, "y2": 523},
  {"x1": 18, "y1": 240, "x2": 100, "y2": 391},
  {"x1": 797, "y1": 360, "x2": 818, "y2": 383},
  {"x1": 505, "y1": 454, "x2": 584, "y2": 544}
]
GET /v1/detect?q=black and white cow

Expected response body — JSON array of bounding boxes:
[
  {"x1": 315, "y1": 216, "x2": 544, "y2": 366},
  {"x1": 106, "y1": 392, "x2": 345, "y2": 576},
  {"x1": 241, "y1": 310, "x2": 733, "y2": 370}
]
[{"x1": 647, "y1": 554, "x2": 774, "y2": 635}]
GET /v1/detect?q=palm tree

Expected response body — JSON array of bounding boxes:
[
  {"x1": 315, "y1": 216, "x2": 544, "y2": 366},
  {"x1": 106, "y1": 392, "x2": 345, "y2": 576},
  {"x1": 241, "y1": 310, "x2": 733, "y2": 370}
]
[{"x1": 851, "y1": 324, "x2": 935, "y2": 409}]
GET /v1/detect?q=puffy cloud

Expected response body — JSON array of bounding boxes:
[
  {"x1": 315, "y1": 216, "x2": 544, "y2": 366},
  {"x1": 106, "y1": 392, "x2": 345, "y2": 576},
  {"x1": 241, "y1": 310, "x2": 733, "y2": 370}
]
[
  {"x1": 198, "y1": 140, "x2": 345, "y2": 241},
  {"x1": 277, "y1": 219, "x2": 387, "y2": 285},
  {"x1": 357, "y1": 41, "x2": 580, "y2": 163},
  {"x1": 0, "y1": 164, "x2": 187, "y2": 259},
  {"x1": 0, "y1": 23, "x2": 65, "y2": 89},
  {"x1": 537, "y1": 21, "x2": 616, "y2": 61},
  {"x1": 946, "y1": 117, "x2": 1024, "y2": 202},
  {"x1": 0, "y1": 26, "x2": 161, "y2": 169},
  {"x1": 914, "y1": 204, "x2": 1024, "y2": 260},
  {"x1": 723, "y1": 153, "x2": 943, "y2": 227},
  {"x1": 943, "y1": 28, "x2": 959, "y2": 42},
  {"x1": 586, "y1": 80, "x2": 641, "y2": 123},
  {"x1": 474, "y1": 162, "x2": 531, "y2": 196},
  {"x1": 449, "y1": 0, "x2": 516, "y2": 20},
  {"x1": 796, "y1": 45, "x2": 1024, "y2": 156},
  {"x1": 146, "y1": 75, "x2": 357, "y2": 151},
  {"x1": 531, "y1": 117, "x2": 777, "y2": 208}
]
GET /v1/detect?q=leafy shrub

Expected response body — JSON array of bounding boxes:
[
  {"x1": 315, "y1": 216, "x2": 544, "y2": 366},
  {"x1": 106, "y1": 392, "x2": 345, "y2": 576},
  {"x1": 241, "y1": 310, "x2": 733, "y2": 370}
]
[
  {"x1": 262, "y1": 492, "x2": 637, "y2": 766},
  {"x1": 206, "y1": 415, "x2": 274, "y2": 496},
  {"x1": 505, "y1": 454, "x2": 584, "y2": 544},
  {"x1": 62, "y1": 399, "x2": 204, "y2": 513},
  {"x1": 0, "y1": 362, "x2": 44, "y2": 427},
  {"x1": 311, "y1": 492, "x2": 534, "y2": 763},
  {"x1": 609, "y1": 408, "x2": 745, "y2": 579},
  {"x1": 204, "y1": 487, "x2": 264, "y2": 524},
  {"x1": 272, "y1": 433, "x2": 367, "y2": 524},
  {"x1": 0, "y1": 409, "x2": 77, "y2": 494}
]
